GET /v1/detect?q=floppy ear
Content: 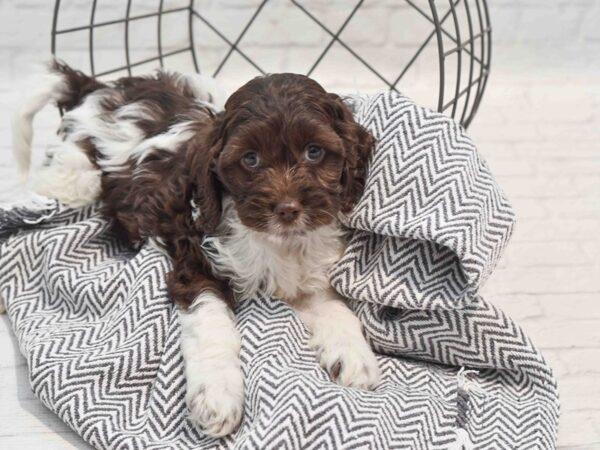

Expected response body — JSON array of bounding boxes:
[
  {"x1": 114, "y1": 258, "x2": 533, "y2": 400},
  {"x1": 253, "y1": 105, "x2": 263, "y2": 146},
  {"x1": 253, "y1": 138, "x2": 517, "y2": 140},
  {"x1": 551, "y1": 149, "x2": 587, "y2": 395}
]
[
  {"x1": 187, "y1": 114, "x2": 226, "y2": 233},
  {"x1": 326, "y1": 93, "x2": 375, "y2": 213}
]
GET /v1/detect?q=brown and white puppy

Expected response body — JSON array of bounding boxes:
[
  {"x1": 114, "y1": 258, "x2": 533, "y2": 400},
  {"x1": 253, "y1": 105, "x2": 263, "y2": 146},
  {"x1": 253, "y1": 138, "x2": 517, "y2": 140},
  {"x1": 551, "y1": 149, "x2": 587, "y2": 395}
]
[{"x1": 12, "y1": 60, "x2": 380, "y2": 437}]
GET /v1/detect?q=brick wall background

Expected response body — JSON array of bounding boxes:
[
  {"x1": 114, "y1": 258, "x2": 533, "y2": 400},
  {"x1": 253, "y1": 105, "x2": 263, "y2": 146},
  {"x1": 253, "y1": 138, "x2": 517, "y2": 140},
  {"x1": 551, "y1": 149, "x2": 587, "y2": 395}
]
[{"x1": 1, "y1": 1, "x2": 599, "y2": 448}]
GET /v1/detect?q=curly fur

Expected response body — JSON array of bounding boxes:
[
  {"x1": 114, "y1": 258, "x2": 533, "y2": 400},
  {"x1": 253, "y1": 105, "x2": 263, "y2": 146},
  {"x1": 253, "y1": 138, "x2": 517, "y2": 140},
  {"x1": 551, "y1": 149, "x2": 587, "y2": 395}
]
[{"x1": 12, "y1": 60, "x2": 380, "y2": 437}]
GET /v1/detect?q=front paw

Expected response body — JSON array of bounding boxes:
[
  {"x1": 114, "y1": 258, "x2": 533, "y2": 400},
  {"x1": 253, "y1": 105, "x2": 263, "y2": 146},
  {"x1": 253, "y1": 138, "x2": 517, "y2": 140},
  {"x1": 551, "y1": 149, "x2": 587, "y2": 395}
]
[
  {"x1": 311, "y1": 331, "x2": 381, "y2": 390},
  {"x1": 186, "y1": 367, "x2": 244, "y2": 437}
]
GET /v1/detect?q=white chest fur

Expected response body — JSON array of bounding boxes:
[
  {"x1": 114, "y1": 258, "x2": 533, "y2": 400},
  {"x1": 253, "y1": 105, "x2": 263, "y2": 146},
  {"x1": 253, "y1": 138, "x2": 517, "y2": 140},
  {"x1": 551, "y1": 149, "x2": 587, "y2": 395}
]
[{"x1": 202, "y1": 204, "x2": 346, "y2": 302}]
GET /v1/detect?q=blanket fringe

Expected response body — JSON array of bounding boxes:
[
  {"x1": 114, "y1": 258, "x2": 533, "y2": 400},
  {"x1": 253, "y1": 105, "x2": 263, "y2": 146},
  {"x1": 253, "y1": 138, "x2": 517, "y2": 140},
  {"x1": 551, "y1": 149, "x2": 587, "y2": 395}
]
[
  {"x1": 1, "y1": 193, "x2": 59, "y2": 225},
  {"x1": 449, "y1": 429, "x2": 473, "y2": 450},
  {"x1": 1, "y1": 193, "x2": 56, "y2": 211},
  {"x1": 457, "y1": 367, "x2": 487, "y2": 396},
  {"x1": 451, "y1": 367, "x2": 481, "y2": 450}
]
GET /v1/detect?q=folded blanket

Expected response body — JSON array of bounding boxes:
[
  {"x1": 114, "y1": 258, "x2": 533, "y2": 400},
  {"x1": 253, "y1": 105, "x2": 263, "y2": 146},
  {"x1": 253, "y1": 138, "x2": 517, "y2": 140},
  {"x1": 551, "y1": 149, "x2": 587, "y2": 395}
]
[{"x1": 0, "y1": 92, "x2": 559, "y2": 449}]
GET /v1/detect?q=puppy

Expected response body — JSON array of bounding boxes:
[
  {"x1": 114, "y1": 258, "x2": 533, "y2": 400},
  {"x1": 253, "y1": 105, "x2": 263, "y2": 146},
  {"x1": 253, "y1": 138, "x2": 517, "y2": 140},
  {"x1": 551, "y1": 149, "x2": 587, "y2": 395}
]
[{"x1": 12, "y1": 60, "x2": 381, "y2": 437}]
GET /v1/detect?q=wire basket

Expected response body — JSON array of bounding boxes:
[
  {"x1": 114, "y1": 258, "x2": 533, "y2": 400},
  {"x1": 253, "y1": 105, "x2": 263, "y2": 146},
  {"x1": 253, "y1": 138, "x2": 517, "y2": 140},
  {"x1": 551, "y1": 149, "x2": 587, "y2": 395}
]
[{"x1": 51, "y1": 0, "x2": 491, "y2": 128}]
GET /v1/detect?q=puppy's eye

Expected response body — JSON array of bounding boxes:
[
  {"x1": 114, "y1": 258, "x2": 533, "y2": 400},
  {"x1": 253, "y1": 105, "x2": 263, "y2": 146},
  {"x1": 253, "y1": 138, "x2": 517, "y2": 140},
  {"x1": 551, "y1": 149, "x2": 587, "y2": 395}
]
[
  {"x1": 304, "y1": 144, "x2": 324, "y2": 162},
  {"x1": 242, "y1": 151, "x2": 260, "y2": 169}
]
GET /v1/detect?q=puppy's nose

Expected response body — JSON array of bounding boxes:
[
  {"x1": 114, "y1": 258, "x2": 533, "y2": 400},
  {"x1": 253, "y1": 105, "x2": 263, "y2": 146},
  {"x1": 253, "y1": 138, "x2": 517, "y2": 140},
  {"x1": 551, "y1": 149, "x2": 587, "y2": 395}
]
[{"x1": 275, "y1": 201, "x2": 302, "y2": 223}]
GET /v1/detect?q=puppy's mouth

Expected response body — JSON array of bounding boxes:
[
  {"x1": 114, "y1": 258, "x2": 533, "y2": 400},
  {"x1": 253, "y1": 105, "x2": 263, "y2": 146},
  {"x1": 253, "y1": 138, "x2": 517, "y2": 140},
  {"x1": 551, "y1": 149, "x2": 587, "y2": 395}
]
[{"x1": 268, "y1": 214, "x2": 308, "y2": 236}]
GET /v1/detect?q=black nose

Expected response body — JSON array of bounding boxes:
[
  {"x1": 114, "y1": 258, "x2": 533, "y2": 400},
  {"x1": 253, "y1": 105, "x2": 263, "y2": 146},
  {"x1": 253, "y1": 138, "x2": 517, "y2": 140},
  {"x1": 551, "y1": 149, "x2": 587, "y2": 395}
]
[{"x1": 274, "y1": 201, "x2": 302, "y2": 223}]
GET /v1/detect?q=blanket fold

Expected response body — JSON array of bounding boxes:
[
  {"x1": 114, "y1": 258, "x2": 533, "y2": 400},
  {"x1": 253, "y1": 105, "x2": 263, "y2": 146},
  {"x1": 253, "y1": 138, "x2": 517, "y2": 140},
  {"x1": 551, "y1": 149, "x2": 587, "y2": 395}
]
[
  {"x1": 0, "y1": 92, "x2": 559, "y2": 450},
  {"x1": 332, "y1": 93, "x2": 515, "y2": 311}
]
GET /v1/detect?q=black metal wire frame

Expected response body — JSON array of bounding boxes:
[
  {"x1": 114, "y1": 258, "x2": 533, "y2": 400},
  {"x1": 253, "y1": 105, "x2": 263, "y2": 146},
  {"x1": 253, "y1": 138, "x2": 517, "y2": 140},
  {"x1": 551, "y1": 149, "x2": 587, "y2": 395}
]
[{"x1": 51, "y1": 0, "x2": 491, "y2": 128}]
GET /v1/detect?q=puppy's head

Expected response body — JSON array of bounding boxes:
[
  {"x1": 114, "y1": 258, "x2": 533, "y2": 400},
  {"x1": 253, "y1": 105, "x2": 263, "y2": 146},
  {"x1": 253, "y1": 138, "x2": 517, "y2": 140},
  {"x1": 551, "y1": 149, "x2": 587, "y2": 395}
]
[{"x1": 193, "y1": 74, "x2": 374, "y2": 235}]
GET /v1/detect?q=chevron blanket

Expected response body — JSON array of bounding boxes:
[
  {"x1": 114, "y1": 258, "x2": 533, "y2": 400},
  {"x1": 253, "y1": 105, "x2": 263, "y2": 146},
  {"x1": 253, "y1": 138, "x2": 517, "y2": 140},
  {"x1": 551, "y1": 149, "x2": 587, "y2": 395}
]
[{"x1": 0, "y1": 92, "x2": 559, "y2": 449}]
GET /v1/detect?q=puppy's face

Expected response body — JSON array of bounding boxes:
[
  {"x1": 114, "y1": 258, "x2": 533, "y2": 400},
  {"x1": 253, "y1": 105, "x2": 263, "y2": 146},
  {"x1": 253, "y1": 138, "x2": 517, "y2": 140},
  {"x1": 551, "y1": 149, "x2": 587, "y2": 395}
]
[{"x1": 194, "y1": 74, "x2": 374, "y2": 235}]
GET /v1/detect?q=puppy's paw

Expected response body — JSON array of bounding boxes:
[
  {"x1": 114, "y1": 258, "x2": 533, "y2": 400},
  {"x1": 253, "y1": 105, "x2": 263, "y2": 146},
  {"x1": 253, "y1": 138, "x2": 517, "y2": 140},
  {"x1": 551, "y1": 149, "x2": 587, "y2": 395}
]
[
  {"x1": 186, "y1": 367, "x2": 244, "y2": 438},
  {"x1": 311, "y1": 331, "x2": 381, "y2": 390}
]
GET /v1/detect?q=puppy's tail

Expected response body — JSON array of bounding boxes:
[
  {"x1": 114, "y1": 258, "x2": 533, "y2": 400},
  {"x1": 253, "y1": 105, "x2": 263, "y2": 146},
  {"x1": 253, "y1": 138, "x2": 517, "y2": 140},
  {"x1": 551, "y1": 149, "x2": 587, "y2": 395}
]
[{"x1": 11, "y1": 59, "x2": 105, "y2": 182}]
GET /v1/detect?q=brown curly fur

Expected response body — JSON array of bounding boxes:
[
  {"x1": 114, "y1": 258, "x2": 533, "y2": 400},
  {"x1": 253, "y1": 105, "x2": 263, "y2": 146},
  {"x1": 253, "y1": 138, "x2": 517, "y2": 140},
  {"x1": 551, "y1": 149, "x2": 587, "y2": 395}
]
[{"x1": 53, "y1": 63, "x2": 374, "y2": 310}]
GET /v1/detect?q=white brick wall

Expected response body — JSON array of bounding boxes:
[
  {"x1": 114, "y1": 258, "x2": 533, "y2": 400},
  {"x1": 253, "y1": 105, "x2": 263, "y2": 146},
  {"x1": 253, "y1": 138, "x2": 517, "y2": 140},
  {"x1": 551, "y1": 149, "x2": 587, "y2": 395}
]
[{"x1": 1, "y1": 1, "x2": 600, "y2": 448}]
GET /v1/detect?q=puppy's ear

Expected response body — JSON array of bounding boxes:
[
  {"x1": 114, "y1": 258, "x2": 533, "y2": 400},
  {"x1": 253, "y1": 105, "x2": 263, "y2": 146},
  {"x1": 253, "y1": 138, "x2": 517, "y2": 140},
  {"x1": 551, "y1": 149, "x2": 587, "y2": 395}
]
[
  {"x1": 326, "y1": 93, "x2": 375, "y2": 213},
  {"x1": 187, "y1": 113, "x2": 226, "y2": 233}
]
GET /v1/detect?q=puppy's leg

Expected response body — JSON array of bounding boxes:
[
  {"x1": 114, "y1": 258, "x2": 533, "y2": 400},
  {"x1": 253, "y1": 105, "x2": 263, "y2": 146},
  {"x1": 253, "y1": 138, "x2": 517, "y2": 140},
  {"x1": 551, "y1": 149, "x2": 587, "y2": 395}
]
[
  {"x1": 178, "y1": 292, "x2": 244, "y2": 437},
  {"x1": 32, "y1": 141, "x2": 101, "y2": 207},
  {"x1": 294, "y1": 289, "x2": 380, "y2": 389}
]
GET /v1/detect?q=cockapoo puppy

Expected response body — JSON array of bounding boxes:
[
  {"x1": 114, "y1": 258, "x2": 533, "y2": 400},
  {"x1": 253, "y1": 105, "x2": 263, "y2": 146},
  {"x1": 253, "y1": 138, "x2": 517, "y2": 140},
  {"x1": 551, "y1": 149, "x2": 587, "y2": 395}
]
[{"x1": 12, "y1": 60, "x2": 380, "y2": 437}]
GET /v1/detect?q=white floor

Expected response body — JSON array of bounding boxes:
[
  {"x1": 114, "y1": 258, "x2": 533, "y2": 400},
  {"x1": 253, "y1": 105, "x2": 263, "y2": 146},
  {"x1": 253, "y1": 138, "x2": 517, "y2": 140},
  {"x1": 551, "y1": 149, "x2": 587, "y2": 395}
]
[
  {"x1": 471, "y1": 45, "x2": 600, "y2": 449},
  {"x1": 0, "y1": 45, "x2": 599, "y2": 449}
]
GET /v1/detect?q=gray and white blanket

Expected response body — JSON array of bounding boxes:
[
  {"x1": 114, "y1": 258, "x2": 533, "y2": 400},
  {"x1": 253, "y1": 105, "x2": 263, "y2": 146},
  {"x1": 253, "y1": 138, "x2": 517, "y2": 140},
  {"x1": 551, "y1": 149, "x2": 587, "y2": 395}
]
[{"x1": 0, "y1": 92, "x2": 559, "y2": 449}]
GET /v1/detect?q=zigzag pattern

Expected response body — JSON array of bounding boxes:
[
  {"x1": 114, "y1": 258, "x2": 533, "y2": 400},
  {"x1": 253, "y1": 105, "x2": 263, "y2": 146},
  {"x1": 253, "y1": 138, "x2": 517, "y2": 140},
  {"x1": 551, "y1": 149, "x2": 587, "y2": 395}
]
[
  {"x1": 333, "y1": 93, "x2": 516, "y2": 310},
  {"x1": 0, "y1": 93, "x2": 558, "y2": 449}
]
